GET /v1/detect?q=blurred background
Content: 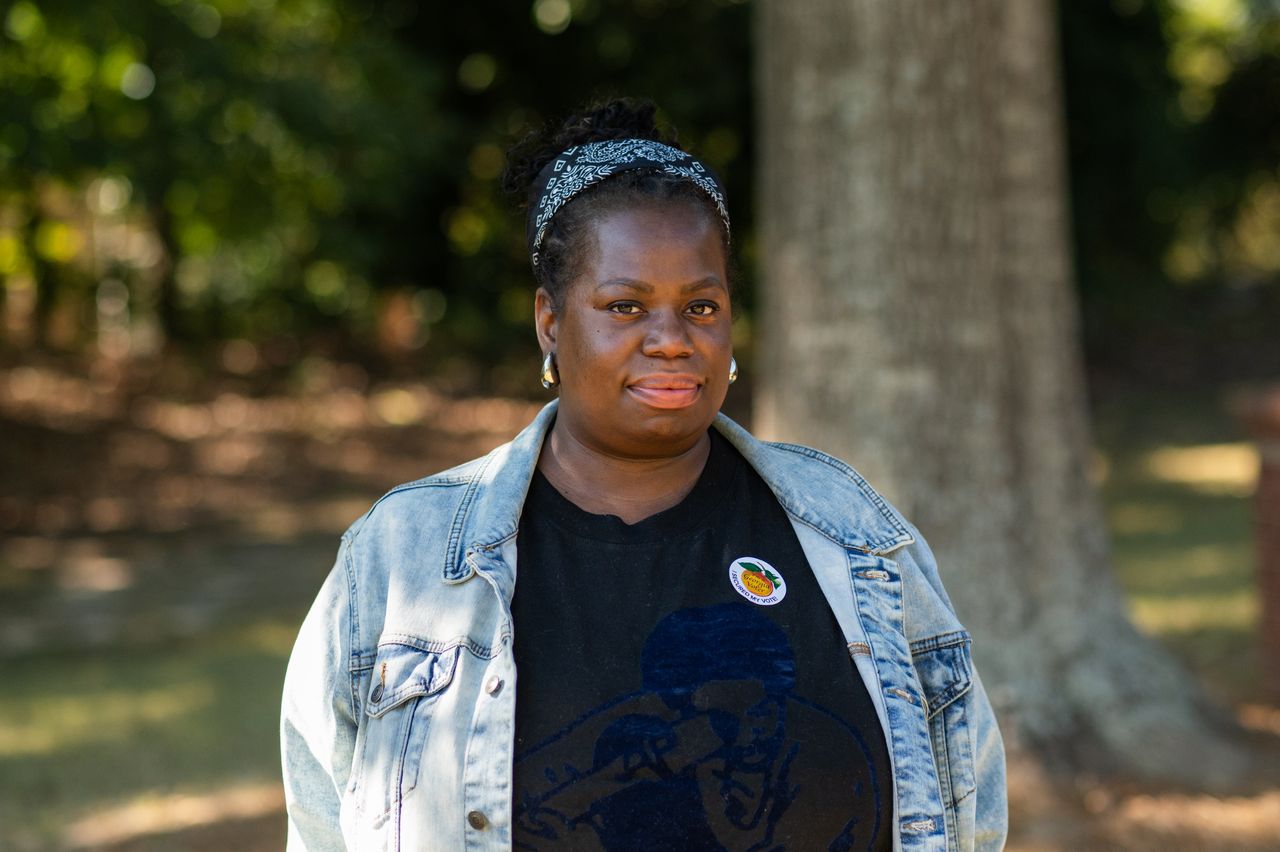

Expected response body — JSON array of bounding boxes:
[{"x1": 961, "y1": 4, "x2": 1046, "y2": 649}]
[{"x1": 1, "y1": 0, "x2": 1278, "y2": 849}]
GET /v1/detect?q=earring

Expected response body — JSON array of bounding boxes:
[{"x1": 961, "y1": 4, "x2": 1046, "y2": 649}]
[
  {"x1": 728, "y1": 356, "x2": 738, "y2": 385},
  {"x1": 540, "y1": 351, "x2": 560, "y2": 389}
]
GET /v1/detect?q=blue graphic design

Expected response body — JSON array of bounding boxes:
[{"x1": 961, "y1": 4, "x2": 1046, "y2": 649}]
[{"x1": 513, "y1": 604, "x2": 883, "y2": 851}]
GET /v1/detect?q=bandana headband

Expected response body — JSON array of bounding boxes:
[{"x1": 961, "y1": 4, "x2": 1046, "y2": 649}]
[{"x1": 527, "y1": 138, "x2": 730, "y2": 269}]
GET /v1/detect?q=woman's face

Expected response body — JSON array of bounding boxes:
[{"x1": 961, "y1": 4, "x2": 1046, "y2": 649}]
[{"x1": 535, "y1": 201, "x2": 732, "y2": 459}]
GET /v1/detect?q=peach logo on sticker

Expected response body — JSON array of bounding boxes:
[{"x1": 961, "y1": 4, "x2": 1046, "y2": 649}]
[{"x1": 728, "y1": 557, "x2": 786, "y2": 606}]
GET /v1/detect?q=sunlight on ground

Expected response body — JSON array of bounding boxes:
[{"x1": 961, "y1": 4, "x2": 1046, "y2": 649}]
[
  {"x1": 1127, "y1": 589, "x2": 1257, "y2": 634},
  {"x1": 0, "y1": 681, "x2": 215, "y2": 757},
  {"x1": 234, "y1": 619, "x2": 307, "y2": 655},
  {"x1": 1108, "y1": 502, "x2": 1185, "y2": 535},
  {"x1": 371, "y1": 386, "x2": 427, "y2": 425},
  {"x1": 1119, "y1": 538, "x2": 1254, "y2": 587},
  {"x1": 62, "y1": 781, "x2": 284, "y2": 849},
  {"x1": 1142, "y1": 442, "x2": 1259, "y2": 496},
  {"x1": 0, "y1": 619, "x2": 296, "y2": 849},
  {"x1": 1110, "y1": 790, "x2": 1280, "y2": 847},
  {"x1": 1101, "y1": 417, "x2": 1263, "y2": 703},
  {"x1": 1239, "y1": 703, "x2": 1280, "y2": 735}
]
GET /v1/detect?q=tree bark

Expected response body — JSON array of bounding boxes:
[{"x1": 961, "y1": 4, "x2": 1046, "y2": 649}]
[{"x1": 754, "y1": 0, "x2": 1244, "y2": 784}]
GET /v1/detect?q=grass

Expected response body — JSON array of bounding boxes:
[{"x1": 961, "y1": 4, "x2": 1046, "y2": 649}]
[
  {"x1": 0, "y1": 618, "x2": 301, "y2": 851},
  {"x1": 1092, "y1": 386, "x2": 1262, "y2": 704}
]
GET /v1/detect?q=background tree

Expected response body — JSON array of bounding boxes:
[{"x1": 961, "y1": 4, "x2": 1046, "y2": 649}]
[
  {"x1": 755, "y1": 0, "x2": 1249, "y2": 782},
  {"x1": 1059, "y1": 0, "x2": 1280, "y2": 381}
]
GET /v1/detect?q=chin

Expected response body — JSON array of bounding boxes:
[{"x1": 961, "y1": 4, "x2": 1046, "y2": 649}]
[
  {"x1": 624, "y1": 402, "x2": 722, "y2": 451},
  {"x1": 559, "y1": 388, "x2": 726, "y2": 457}
]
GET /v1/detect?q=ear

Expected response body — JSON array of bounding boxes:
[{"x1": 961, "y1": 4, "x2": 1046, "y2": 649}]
[{"x1": 534, "y1": 287, "x2": 558, "y2": 354}]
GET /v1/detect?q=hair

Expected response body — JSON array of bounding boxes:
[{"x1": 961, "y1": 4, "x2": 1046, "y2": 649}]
[{"x1": 502, "y1": 98, "x2": 732, "y2": 307}]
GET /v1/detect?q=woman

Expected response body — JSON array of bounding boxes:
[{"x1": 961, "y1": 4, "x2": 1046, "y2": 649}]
[{"x1": 281, "y1": 99, "x2": 1007, "y2": 852}]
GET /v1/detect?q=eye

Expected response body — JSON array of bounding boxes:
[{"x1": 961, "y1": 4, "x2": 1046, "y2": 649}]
[
  {"x1": 607, "y1": 302, "x2": 644, "y2": 315},
  {"x1": 686, "y1": 301, "x2": 720, "y2": 317}
]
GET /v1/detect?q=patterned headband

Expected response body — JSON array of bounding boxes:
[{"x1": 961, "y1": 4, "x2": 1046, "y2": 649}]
[{"x1": 526, "y1": 138, "x2": 731, "y2": 269}]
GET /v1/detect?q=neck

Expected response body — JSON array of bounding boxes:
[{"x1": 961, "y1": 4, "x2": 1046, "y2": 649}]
[{"x1": 536, "y1": 420, "x2": 711, "y2": 524}]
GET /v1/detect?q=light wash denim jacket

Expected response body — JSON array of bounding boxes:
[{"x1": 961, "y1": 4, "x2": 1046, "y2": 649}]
[{"x1": 281, "y1": 401, "x2": 1007, "y2": 852}]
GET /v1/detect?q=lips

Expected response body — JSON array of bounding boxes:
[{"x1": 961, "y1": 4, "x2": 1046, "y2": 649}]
[{"x1": 627, "y1": 374, "x2": 703, "y2": 409}]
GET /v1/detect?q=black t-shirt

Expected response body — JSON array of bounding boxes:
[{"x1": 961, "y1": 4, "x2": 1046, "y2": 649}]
[{"x1": 511, "y1": 430, "x2": 893, "y2": 852}]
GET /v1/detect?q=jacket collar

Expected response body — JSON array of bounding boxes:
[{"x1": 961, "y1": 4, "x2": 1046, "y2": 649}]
[
  {"x1": 443, "y1": 399, "x2": 912, "y2": 582},
  {"x1": 441, "y1": 401, "x2": 557, "y2": 583},
  {"x1": 710, "y1": 414, "x2": 915, "y2": 554}
]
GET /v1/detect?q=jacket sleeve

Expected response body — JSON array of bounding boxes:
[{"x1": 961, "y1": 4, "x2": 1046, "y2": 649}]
[
  {"x1": 969, "y1": 667, "x2": 1009, "y2": 851},
  {"x1": 898, "y1": 530, "x2": 1008, "y2": 851},
  {"x1": 280, "y1": 537, "x2": 360, "y2": 851}
]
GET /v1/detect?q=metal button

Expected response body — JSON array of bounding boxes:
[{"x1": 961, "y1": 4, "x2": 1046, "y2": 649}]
[
  {"x1": 467, "y1": 810, "x2": 488, "y2": 830},
  {"x1": 370, "y1": 683, "x2": 384, "y2": 702},
  {"x1": 485, "y1": 675, "x2": 504, "y2": 696}
]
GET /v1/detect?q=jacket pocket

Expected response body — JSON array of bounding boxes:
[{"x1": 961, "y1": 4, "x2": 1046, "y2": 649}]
[
  {"x1": 352, "y1": 642, "x2": 460, "y2": 824},
  {"x1": 909, "y1": 631, "x2": 976, "y2": 850}
]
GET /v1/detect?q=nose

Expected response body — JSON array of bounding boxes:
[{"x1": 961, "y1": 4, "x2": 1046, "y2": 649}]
[{"x1": 641, "y1": 307, "x2": 695, "y2": 358}]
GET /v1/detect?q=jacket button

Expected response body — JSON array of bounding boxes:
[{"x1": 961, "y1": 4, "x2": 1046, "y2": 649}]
[
  {"x1": 370, "y1": 683, "x2": 384, "y2": 702},
  {"x1": 467, "y1": 810, "x2": 488, "y2": 830},
  {"x1": 485, "y1": 675, "x2": 504, "y2": 696}
]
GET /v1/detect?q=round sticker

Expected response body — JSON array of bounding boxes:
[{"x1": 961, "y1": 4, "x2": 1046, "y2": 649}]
[{"x1": 728, "y1": 557, "x2": 786, "y2": 606}]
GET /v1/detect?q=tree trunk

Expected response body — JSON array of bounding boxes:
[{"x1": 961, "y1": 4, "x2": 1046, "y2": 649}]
[{"x1": 754, "y1": 0, "x2": 1244, "y2": 784}]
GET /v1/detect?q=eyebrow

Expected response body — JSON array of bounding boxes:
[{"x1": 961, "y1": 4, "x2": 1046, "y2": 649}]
[{"x1": 596, "y1": 276, "x2": 724, "y2": 294}]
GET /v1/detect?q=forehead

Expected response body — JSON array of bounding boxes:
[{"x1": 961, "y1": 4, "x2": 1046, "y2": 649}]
[{"x1": 583, "y1": 203, "x2": 728, "y2": 285}]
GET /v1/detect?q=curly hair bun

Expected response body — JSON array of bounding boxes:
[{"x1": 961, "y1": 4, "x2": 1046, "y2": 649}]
[{"x1": 501, "y1": 98, "x2": 681, "y2": 206}]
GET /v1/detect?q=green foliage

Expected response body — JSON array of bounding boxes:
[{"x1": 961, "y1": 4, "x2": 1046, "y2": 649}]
[
  {"x1": 2, "y1": 0, "x2": 450, "y2": 350},
  {"x1": 1059, "y1": 0, "x2": 1280, "y2": 373},
  {"x1": 0, "y1": 0, "x2": 751, "y2": 380},
  {"x1": 1, "y1": 0, "x2": 1276, "y2": 383}
]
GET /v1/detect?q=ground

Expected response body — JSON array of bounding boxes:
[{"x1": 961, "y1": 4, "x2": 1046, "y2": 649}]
[{"x1": 1, "y1": 355, "x2": 1276, "y2": 850}]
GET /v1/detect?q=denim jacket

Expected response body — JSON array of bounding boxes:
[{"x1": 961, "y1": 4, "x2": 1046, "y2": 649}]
[{"x1": 281, "y1": 401, "x2": 1007, "y2": 852}]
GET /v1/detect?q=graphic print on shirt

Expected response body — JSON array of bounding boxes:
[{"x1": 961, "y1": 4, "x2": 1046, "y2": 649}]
[
  {"x1": 728, "y1": 556, "x2": 787, "y2": 606},
  {"x1": 512, "y1": 603, "x2": 884, "y2": 851}
]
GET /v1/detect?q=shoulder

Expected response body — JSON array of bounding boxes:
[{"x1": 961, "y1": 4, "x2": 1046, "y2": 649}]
[
  {"x1": 329, "y1": 449, "x2": 506, "y2": 652},
  {"x1": 715, "y1": 416, "x2": 963, "y2": 624},
  {"x1": 762, "y1": 439, "x2": 965, "y2": 633},
  {"x1": 763, "y1": 440, "x2": 960, "y2": 613},
  {"x1": 759, "y1": 438, "x2": 902, "y2": 507},
  {"x1": 715, "y1": 416, "x2": 914, "y2": 554}
]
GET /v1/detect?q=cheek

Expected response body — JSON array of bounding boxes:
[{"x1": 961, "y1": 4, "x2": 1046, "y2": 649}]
[
  {"x1": 559, "y1": 318, "x2": 630, "y2": 382},
  {"x1": 700, "y1": 322, "x2": 734, "y2": 360}
]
